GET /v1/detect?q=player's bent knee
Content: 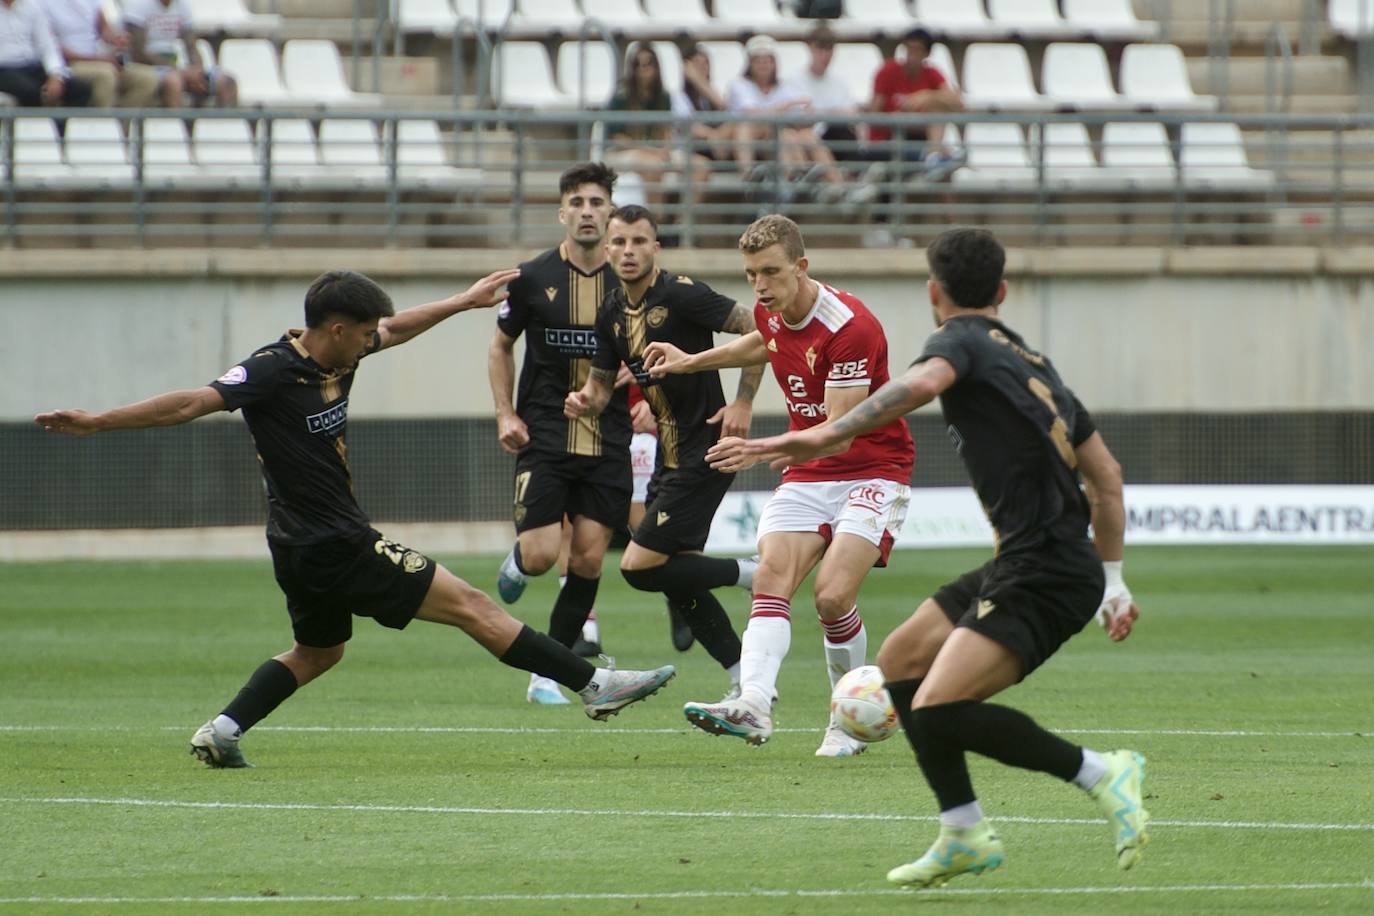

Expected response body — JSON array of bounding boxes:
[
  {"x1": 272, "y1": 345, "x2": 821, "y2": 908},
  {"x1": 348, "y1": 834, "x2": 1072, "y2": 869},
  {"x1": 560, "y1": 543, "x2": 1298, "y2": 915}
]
[{"x1": 813, "y1": 589, "x2": 856, "y2": 621}]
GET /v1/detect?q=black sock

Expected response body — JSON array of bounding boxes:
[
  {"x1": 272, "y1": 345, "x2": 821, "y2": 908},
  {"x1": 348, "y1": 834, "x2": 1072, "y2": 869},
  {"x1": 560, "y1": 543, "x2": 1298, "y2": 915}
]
[
  {"x1": 885, "y1": 677, "x2": 922, "y2": 755},
  {"x1": 666, "y1": 589, "x2": 742, "y2": 669},
  {"x1": 221, "y1": 658, "x2": 299, "y2": 734},
  {"x1": 548, "y1": 571, "x2": 599, "y2": 647},
  {"x1": 621, "y1": 554, "x2": 741, "y2": 593},
  {"x1": 910, "y1": 702, "x2": 976, "y2": 810},
  {"x1": 498, "y1": 624, "x2": 596, "y2": 691},
  {"x1": 917, "y1": 700, "x2": 1083, "y2": 789}
]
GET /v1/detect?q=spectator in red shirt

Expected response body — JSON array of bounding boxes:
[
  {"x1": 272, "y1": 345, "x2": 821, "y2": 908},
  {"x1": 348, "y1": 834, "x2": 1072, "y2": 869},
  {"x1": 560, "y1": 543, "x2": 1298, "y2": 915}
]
[{"x1": 870, "y1": 27, "x2": 963, "y2": 173}]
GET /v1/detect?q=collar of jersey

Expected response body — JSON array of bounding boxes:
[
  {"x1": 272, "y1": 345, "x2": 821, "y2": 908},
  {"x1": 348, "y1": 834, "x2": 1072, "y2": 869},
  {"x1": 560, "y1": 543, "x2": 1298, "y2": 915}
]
[
  {"x1": 782, "y1": 279, "x2": 828, "y2": 331},
  {"x1": 621, "y1": 268, "x2": 664, "y2": 312},
  {"x1": 558, "y1": 241, "x2": 610, "y2": 277}
]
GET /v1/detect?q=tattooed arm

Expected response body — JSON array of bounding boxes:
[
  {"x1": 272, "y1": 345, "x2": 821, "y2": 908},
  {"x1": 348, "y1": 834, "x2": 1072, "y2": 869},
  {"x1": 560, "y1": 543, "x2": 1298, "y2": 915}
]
[
  {"x1": 564, "y1": 366, "x2": 619, "y2": 419},
  {"x1": 707, "y1": 303, "x2": 767, "y2": 438}
]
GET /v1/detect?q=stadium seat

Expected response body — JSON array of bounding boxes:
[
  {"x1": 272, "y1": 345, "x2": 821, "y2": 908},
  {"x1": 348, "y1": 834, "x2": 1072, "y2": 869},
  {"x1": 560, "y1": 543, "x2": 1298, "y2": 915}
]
[
  {"x1": 830, "y1": 43, "x2": 884, "y2": 108},
  {"x1": 1034, "y1": 122, "x2": 1121, "y2": 190},
  {"x1": 217, "y1": 38, "x2": 290, "y2": 105},
  {"x1": 282, "y1": 39, "x2": 383, "y2": 107},
  {"x1": 642, "y1": 0, "x2": 711, "y2": 33},
  {"x1": 953, "y1": 122, "x2": 1035, "y2": 188},
  {"x1": 395, "y1": 0, "x2": 460, "y2": 34},
  {"x1": 170, "y1": 38, "x2": 216, "y2": 69},
  {"x1": 452, "y1": 0, "x2": 515, "y2": 29},
  {"x1": 700, "y1": 41, "x2": 746, "y2": 95},
  {"x1": 393, "y1": 119, "x2": 483, "y2": 190},
  {"x1": 962, "y1": 43, "x2": 1051, "y2": 110},
  {"x1": 776, "y1": 41, "x2": 809, "y2": 84},
  {"x1": 265, "y1": 118, "x2": 327, "y2": 189},
  {"x1": 988, "y1": 0, "x2": 1073, "y2": 38},
  {"x1": 556, "y1": 40, "x2": 618, "y2": 107},
  {"x1": 1101, "y1": 121, "x2": 1176, "y2": 188},
  {"x1": 319, "y1": 119, "x2": 388, "y2": 187},
  {"x1": 1120, "y1": 44, "x2": 1218, "y2": 112},
  {"x1": 138, "y1": 117, "x2": 205, "y2": 188},
  {"x1": 11, "y1": 117, "x2": 79, "y2": 186},
  {"x1": 192, "y1": 118, "x2": 262, "y2": 187},
  {"x1": 1180, "y1": 122, "x2": 1274, "y2": 190},
  {"x1": 1062, "y1": 0, "x2": 1158, "y2": 42},
  {"x1": 511, "y1": 0, "x2": 585, "y2": 34},
  {"x1": 712, "y1": 0, "x2": 791, "y2": 31},
  {"x1": 63, "y1": 117, "x2": 134, "y2": 188},
  {"x1": 914, "y1": 0, "x2": 1005, "y2": 40},
  {"x1": 927, "y1": 42, "x2": 959, "y2": 90},
  {"x1": 583, "y1": 0, "x2": 651, "y2": 33},
  {"x1": 839, "y1": 0, "x2": 916, "y2": 34},
  {"x1": 182, "y1": 0, "x2": 281, "y2": 36},
  {"x1": 1042, "y1": 42, "x2": 1133, "y2": 110},
  {"x1": 1331, "y1": 0, "x2": 1374, "y2": 37},
  {"x1": 493, "y1": 41, "x2": 575, "y2": 108}
]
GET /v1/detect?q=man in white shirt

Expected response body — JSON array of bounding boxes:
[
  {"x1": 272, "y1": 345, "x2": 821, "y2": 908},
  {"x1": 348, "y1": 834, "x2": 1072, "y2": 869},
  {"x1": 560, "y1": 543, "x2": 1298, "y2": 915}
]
[
  {"x1": 43, "y1": 0, "x2": 168, "y2": 107},
  {"x1": 124, "y1": 0, "x2": 237, "y2": 107},
  {"x1": 0, "y1": 0, "x2": 92, "y2": 106},
  {"x1": 784, "y1": 24, "x2": 861, "y2": 161}
]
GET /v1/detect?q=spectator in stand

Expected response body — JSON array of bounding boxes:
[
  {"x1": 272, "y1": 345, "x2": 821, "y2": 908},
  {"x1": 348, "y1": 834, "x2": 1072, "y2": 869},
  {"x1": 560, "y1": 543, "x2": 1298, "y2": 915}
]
[
  {"x1": 671, "y1": 44, "x2": 732, "y2": 163},
  {"x1": 870, "y1": 27, "x2": 963, "y2": 176},
  {"x1": 605, "y1": 42, "x2": 708, "y2": 211},
  {"x1": 784, "y1": 24, "x2": 862, "y2": 162},
  {"x1": 123, "y1": 0, "x2": 238, "y2": 107},
  {"x1": 44, "y1": 0, "x2": 173, "y2": 107},
  {"x1": 0, "y1": 0, "x2": 92, "y2": 107},
  {"x1": 728, "y1": 34, "x2": 866, "y2": 205}
]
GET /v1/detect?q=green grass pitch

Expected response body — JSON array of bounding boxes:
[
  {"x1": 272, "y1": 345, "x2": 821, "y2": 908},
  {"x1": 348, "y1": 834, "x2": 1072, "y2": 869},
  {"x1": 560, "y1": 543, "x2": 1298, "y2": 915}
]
[{"x1": 2, "y1": 545, "x2": 1372, "y2": 914}]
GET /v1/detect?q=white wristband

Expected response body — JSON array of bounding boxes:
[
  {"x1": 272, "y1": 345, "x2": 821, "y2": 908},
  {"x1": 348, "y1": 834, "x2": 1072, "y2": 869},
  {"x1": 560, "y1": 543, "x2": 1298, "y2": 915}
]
[{"x1": 1103, "y1": 560, "x2": 1124, "y2": 593}]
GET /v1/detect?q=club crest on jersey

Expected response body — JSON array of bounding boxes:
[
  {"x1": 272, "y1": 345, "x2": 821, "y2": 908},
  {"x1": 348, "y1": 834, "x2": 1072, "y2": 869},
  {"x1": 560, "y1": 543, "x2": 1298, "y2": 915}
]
[
  {"x1": 804, "y1": 346, "x2": 818, "y2": 374},
  {"x1": 544, "y1": 286, "x2": 558, "y2": 301},
  {"x1": 647, "y1": 306, "x2": 669, "y2": 328},
  {"x1": 767, "y1": 315, "x2": 780, "y2": 332},
  {"x1": 847, "y1": 484, "x2": 887, "y2": 513},
  {"x1": 217, "y1": 366, "x2": 247, "y2": 385}
]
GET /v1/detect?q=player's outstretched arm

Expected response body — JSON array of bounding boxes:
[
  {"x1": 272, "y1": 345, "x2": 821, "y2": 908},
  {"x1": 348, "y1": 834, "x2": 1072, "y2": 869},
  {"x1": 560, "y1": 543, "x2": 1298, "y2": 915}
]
[
  {"x1": 565, "y1": 367, "x2": 616, "y2": 420},
  {"x1": 644, "y1": 330, "x2": 767, "y2": 377},
  {"x1": 35, "y1": 386, "x2": 226, "y2": 436},
  {"x1": 376, "y1": 268, "x2": 521, "y2": 350},
  {"x1": 1077, "y1": 431, "x2": 1139, "y2": 642}
]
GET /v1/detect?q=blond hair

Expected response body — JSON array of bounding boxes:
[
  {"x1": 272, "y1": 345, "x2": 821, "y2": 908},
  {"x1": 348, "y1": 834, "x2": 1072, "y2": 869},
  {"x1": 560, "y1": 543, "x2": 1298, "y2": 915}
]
[{"x1": 738, "y1": 214, "x2": 806, "y2": 262}]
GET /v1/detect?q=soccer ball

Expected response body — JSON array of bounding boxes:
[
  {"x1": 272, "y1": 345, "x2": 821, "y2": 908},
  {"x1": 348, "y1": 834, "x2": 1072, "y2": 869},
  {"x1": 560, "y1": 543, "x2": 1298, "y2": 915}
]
[{"x1": 830, "y1": 665, "x2": 899, "y2": 743}]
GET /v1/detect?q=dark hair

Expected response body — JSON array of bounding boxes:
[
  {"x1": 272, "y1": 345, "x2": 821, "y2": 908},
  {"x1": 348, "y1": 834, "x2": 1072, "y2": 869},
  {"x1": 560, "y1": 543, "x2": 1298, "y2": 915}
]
[
  {"x1": 609, "y1": 204, "x2": 658, "y2": 236},
  {"x1": 926, "y1": 228, "x2": 1005, "y2": 309},
  {"x1": 621, "y1": 42, "x2": 667, "y2": 108},
  {"x1": 558, "y1": 161, "x2": 617, "y2": 198},
  {"x1": 902, "y1": 26, "x2": 935, "y2": 50},
  {"x1": 681, "y1": 44, "x2": 718, "y2": 112},
  {"x1": 303, "y1": 270, "x2": 394, "y2": 328},
  {"x1": 807, "y1": 24, "x2": 837, "y2": 48}
]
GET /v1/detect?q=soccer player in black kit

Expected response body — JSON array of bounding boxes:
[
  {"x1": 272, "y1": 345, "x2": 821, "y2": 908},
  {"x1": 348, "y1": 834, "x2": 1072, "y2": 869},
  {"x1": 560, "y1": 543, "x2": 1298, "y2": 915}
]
[
  {"x1": 566, "y1": 205, "x2": 764, "y2": 698},
  {"x1": 723, "y1": 228, "x2": 1148, "y2": 887},
  {"x1": 487, "y1": 162, "x2": 637, "y2": 704},
  {"x1": 34, "y1": 270, "x2": 676, "y2": 769}
]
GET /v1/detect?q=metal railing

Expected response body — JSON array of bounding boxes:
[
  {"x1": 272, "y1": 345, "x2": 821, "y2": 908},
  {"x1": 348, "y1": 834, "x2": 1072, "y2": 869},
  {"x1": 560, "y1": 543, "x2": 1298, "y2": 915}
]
[{"x1": 5, "y1": 108, "x2": 1374, "y2": 249}]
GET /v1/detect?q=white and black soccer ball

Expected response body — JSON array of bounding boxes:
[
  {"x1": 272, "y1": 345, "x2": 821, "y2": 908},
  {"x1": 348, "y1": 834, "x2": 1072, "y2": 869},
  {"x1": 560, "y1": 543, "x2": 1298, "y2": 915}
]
[{"x1": 830, "y1": 665, "x2": 899, "y2": 743}]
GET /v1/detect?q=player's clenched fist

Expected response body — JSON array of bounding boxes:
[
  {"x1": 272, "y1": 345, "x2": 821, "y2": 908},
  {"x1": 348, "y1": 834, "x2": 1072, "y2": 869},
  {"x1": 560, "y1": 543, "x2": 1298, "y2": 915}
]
[
  {"x1": 495, "y1": 412, "x2": 529, "y2": 454},
  {"x1": 564, "y1": 390, "x2": 592, "y2": 419},
  {"x1": 643, "y1": 341, "x2": 690, "y2": 377}
]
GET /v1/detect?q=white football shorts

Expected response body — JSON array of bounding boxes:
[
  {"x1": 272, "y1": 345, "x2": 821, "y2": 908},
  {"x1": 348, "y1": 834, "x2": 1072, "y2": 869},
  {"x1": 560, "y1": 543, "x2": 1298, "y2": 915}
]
[
  {"x1": 630, "y1": 432, "x2": 657, "y2": 504},
  {"x1": 756, "y1": 478, "x2": 911, "y2": 565}
]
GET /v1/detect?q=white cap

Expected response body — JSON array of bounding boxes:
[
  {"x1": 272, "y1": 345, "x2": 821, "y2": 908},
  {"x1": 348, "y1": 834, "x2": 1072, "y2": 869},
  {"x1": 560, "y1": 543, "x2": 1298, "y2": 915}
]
[{"x1": 745, "y1": 35, "x2": 779, "y2": 58}]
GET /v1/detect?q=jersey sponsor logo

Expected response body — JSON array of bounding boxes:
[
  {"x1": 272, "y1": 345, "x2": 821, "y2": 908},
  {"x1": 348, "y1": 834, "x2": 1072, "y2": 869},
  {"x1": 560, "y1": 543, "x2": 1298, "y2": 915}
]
[
  {"x1": 828, "y1": 358, "x2": 869, "y2": 381},
  {"x1": 543, "y1": 327, "x2": 599, "y2": 357},
  {"x1": 804, "y1": 346, "x2": 818, "y2": 374},
  {"x1": 647, "y1": 305, "x2": 669, "y2": 328},
  {"x1": 545, "y1": 286, "x2": 558, "y2": 301},
  {"x1": 784, "y1": 374, "x2": 825, "y2": 418},
  {"x1": 306, "y1": 398, "x2": 348, "y2": 436},
  {"x1": 217, "y1": 366, "x2": 247, "y2": 385},
  {"x1": 977, "y1": 598, "x2": 997, "y2": 619},
  {"x1": 847, "y1": 484, "x2": 888, "y2": 513}
]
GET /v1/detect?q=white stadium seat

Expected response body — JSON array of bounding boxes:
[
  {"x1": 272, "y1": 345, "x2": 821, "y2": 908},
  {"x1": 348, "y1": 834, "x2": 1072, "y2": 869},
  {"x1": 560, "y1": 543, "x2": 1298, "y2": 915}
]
[
  {"x1": 217, "y1": 39, "x2": 290, "y2": 105},
  {"x1": 556, "y1": 40, "x2": 618, "y2": 107},
  {"x1": 583, "y1": 0, "x2": 650, "y2": 31},
  {"x1": 395, "y1": 0, "x2": 459, "y2": 34},
  {"x1": 511, "y1": 0, "x2": 585, "y2": 33},
  {"x1": 319, "y1": 119, "x2": 388, "y2": 186},
  {"x1": 841, "y1": 0, "x2": 915, "y2": 31},
  {"x1": 1180, "y1": 122, "x2": 1273, "y2": 190},
  {"x1": 453, "y1": 0, "x2": 515, "y2": 29},
  {"x1": 962, "y1": 43, "x2": 1051, "y2": 110},
  {"x1": 642, "y1": 0, "x2": 711, "y2": 32},
  {"x1": 1062, "y1": 0, "x2": 1158, "y2": 42},
  {"x1": 927, "y1": 43, "x2": 959, "y2": 90},
  {"x1": 265, "y1": 118, "x2": 329, "y2": 188},
  {"x1": 988, "y1": 0, "x2": 1073, "y2": 38},
  {"x1": 493, "y1": 41, "x2": 574, "y2": 108},
  {"x1": 713, "y1": 0, "x2": 788, "y2": 28},
  {"x1": 1102, "y1": 121, "x2": 1175, "y2": 188},
  {"x1": 776, "y1": 41, "x2": 810, "y2": 84},
  {"x1": 1042, "y1": 42, "x2": 1133, "y2": 110},
  {"x1": 1331, "y1": 0, "x2": 1374, "y2": 37},
  {"x1": 63, "y1": 117, "x2": 134, "y2": 188},
  {"x1": 1035, "y1": 122, "x2": 1122, "y2": 190},
  {"x1": 182, "y1": 0, "x2": 281, "y2": 36},
  {"x1": 12, "y1": 117, "x2": 79, "y2": 186},
  {"x1": 394, "y1": 119, "x2": 483, "y2": 190},
  {"x1": 700, "y1": 40, "x2": 746, "y2": 94},
  {"x1": 282, "y1": 39, "x2": 383, "y2": 107},
  {"x1": 139, "y1": 117, "x2": 204, "y2": 188},
  {"x1": 953, "y1": 122, "x2": 1035, "y2": 188},
  {"x1": 1120, "y1": 44, "x2": 1218, "y2": 112},
  {"x1": 830, "y1": 43, "x2": 883, "y2": 109},
  {"x1": 192, "y1": 118, "x2": 262, "y2": 187},
  {"x1": 914, "y1": 0, "x2": 1005, "y2": 40}
]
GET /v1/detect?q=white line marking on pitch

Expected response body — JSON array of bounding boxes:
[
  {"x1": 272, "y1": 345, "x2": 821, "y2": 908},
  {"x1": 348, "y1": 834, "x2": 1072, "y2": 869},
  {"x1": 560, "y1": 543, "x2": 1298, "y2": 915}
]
[
  {"x1": 0, "y1": 724, "x2": 1367, "y2": 739},
  {"x1": 1, "y1": 882, "x2": 1371, "y2": 905},
  {"x1": 2, "y1": 796, "x2": 1371, "y2": 832}
]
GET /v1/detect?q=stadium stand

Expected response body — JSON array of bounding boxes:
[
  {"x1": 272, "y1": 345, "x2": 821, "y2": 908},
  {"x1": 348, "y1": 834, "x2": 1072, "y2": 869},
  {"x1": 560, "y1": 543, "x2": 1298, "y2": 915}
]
[
  {"x1": 554, "y1": 39, "x2": 619, "y2": 108},
  {"x1": 914, "y1": 0, "x2": 1005, "y2": 40},
  {"x1": 182, "y1": 0, "x2": 281, "y2": 36},
  {"x1": 493, "y1": 41, "x2": 575, "y2": 108},
  {"x1": 987, "y1": 0, "x2": 1073, "y2": 39},
  {"x1": 1101, "y1": 121, "x2": 1177, "y2": 189},
  {"x1": 282, "y1": 39, "x2": 384, "y2": 107},
  {"x1": 63, "y1": 118, "x2": 134, "y2": 189},
  {"x1": 217, "y1": 39, "x2": 292, "y2": 106},
  {"x1": 961, "y1": 42, "x2": 1051, "y2": 110},
  {"x1": 1061, "y1": 0, "x2": 1159, "y2": 41},
  {"x1": 1041, "y1": 42, "x2": 1134, "y2": 111},
  {"x1": 1120, "y1": 43, "x2": 1219, "y2": 112}
]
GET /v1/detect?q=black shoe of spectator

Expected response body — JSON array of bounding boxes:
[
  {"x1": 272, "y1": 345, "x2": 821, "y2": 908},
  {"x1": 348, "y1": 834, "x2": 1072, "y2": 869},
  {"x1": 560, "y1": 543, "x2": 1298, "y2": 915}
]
[
  {"x1": 572, "y1": 637, "x2": 603, "y2": 658},
  {"x1": 667, "y1": 600, "x2": 695, "y2": 652}
]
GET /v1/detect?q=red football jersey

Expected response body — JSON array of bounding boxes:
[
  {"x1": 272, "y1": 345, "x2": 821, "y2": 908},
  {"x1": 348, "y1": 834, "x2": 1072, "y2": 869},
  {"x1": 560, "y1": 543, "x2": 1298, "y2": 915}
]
[{"x1": 755, "y1": 282, "x2": 915, "y2": 484}]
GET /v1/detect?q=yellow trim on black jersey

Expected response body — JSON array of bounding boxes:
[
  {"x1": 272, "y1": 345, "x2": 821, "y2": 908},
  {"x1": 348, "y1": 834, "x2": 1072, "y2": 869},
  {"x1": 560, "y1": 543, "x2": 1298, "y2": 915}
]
[
  {"x1": 566, "y1": 266, "x2": 605, "y2": 456},
  {"x1": 624, "y1": 299, "x2": 679, "y2": 469}
]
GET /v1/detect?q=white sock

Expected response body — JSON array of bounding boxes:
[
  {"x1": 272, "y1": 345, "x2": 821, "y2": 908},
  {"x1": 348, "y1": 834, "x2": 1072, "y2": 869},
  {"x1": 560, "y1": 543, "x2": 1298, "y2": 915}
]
[
  {"x1": 559, "y1": 575, "x2": 567, "y2": 589},
  {"x1": 739, "y1": 595, "x2": 791, "y2": 710},
  {"x1": 939, "y1": 800, "x2": 985, "y2": 829},
  {"x1": 1074, "y1": 748, "x2": 1108, "y2": 791},
  {"x1": 211, "y1": 714, "x2": 242, "y2": 741},
  {"x1": 726, "y1": 662, "x2": 741, "y2": 684},
  {"x1": 821, "y1": 608, "x2": 866, "y2": 689},
  {"x1": 581, "y1": 609, "x2": 599, "y2": 643}
]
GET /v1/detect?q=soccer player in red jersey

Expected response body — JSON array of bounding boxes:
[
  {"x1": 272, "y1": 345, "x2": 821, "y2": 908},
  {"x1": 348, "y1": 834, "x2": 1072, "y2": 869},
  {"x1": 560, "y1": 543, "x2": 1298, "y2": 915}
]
[{"x1": 644, "y1": 214, "x2": 914, "y2": 756}]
